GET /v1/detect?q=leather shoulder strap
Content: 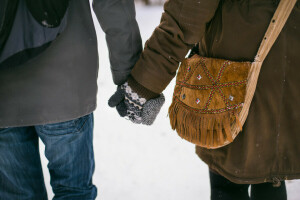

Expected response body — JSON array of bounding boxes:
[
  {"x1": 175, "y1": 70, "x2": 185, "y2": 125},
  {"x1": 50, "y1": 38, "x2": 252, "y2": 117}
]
[
  {"x1": 255, "y1": 0, "x2": 297, "y2": 63},
  {"x1": 233, "y1": 0, "x2": 297, "y2": 137}
]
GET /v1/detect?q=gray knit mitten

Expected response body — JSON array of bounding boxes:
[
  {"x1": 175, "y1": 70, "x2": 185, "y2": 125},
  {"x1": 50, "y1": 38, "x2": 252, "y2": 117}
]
[{"x1": 108, "y1": 82, "x2": 165, "y2": 125}]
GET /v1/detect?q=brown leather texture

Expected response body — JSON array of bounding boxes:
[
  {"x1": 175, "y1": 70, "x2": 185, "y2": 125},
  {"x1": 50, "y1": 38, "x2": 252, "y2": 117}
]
[
  {"x1": 169, "y1": 55, "x2": 251, "y2": 148},
  {"x1": 177, "y1": 55, "x2": 250, "y2": 111}
]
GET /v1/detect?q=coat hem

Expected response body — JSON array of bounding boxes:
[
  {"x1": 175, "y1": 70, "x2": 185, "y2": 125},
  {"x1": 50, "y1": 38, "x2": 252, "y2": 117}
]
[
  {"x1": 197, "y1": 147, "x2": 300, "y2": 184},
  {"x1": 0, "y1": 103, "x2": 97, "y2": 128},
  {"x1": 208, "y1": 162, "x2": 300, "y2": 184}
]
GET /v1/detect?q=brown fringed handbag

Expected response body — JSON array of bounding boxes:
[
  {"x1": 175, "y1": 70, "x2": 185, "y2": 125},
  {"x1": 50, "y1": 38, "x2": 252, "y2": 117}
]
[{"x1": 169, "y1": 0, "x2": 297, "y2": 149}]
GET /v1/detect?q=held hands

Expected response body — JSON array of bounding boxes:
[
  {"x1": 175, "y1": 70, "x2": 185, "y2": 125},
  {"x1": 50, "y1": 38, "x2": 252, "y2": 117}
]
[{"x1": 108, "y1": 81, "x2": 165, "y2": 125}]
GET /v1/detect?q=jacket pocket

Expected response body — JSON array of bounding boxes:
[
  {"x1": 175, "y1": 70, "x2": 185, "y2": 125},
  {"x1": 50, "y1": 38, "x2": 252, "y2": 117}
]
[{"x1": 36, "y1": 114, "x2": 91, "y2": 136}]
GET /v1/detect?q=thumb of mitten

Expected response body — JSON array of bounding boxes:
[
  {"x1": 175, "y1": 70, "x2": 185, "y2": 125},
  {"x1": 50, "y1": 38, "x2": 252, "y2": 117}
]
[
  {"x1": 141, "y1": 94, "x2": 165, "y2": 125},
  {"x1": 108, "y1": 86, "x2": 124, "y2": 107}
]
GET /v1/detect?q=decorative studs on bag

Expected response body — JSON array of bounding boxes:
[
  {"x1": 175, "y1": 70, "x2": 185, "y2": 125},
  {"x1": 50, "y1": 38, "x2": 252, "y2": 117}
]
[{"x1": 197, "y1": 74, "x2": 202, "y2": 80}]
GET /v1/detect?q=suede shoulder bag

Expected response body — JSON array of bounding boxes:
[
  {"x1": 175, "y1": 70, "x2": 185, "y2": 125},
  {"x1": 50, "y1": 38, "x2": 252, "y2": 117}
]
[{"x1": 168, "y1": 0, "x2": 297, "y2": 149}]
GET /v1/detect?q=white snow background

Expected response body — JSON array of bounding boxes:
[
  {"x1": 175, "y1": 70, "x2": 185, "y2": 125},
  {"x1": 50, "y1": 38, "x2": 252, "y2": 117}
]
[{"x1": 39, "y1": 3, "x2": 300, "y2": 200}]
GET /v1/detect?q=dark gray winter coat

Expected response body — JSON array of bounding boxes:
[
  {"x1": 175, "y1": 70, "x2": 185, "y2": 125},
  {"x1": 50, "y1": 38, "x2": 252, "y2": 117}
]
[{"x1": 0, "y1": 0, "x2": 142, "y2": 127}]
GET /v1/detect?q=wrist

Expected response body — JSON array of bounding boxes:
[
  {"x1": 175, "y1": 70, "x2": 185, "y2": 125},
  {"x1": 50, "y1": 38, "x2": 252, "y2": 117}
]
[{"x1": 128, "y1": 76, "x2": 159, "y2": 100}]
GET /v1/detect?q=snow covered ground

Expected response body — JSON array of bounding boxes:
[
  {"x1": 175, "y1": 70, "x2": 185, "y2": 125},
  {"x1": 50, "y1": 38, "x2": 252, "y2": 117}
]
[{"x1": 40, "y1": 3, "x2": 300, "y2": 200}]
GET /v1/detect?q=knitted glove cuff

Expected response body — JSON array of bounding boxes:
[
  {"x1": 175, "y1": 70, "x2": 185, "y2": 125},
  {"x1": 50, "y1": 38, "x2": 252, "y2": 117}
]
[
  {"x1": 122, "y1": 82, "x2": 146, "y2": 107},
  {"x1": 128, "y1": 76, "x2": 159, "y2": 100},
  {"x1": 121, "y1": 82, "x2": 145, "y2": 123}
]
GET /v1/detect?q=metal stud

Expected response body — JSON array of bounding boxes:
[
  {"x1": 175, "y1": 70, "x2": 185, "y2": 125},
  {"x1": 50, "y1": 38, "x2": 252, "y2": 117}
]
[
  {"x1": 182, "y1": 94, "x2": 186, "y2": 100},
  {"x1": 229, "y1": 95, "x2": 234, "y2": 101},
  {"x1": 196, "y1": 98, "x2": 200, "y2": 104},
  {"x1": 197, "y1": 74, "x2": 202, "y2": 80}
]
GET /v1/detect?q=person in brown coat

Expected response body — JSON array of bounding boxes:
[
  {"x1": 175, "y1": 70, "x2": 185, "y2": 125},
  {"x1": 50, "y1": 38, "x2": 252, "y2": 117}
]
[{"x1": 109, "y1": 0, "x2": 299, "y2": 199}]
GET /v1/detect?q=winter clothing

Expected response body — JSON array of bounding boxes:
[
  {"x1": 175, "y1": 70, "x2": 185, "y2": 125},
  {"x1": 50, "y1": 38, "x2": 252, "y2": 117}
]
[
  {"x1": 108, "y1": 82, "x2": 165, "y2": 125},
  {"x1": 128, "y1": 76, "x2": 159, "y2": 100},
  {"x1": 0, "y1": 0, "x2": 142, "y2": 198},
  {"x1": 129, "y1": 0, "x2": 300, "y2": 184},
  {"x1": 209, "y1": 170, "x2": 287, "y2": 200},
  {"x1": 0, "y1": 113, "x2": 97, "y2": 199},
  {"x1": 0, "y1": 0, "x2": 18, "y2": 53},
  {"x1": 0, "y1": 0, "x2": 142, "y2": 127},
  {"x1": 0, "y1": 0, "x2": 67, "y2": 65},
  {"x1": 25, "y1": 0, "x2": 69, "y2": 28}
]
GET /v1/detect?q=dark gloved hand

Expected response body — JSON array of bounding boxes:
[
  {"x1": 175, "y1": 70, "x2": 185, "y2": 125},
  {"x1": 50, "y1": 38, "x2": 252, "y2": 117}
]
[{"x1": 108, "y1": 82, "x2": 165, "y2": 125}]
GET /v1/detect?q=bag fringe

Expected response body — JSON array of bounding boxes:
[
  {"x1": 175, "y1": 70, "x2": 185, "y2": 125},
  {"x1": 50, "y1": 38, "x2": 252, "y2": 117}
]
[{"x1": 168, "y1": 99, "x2": 242, "y2": 149}]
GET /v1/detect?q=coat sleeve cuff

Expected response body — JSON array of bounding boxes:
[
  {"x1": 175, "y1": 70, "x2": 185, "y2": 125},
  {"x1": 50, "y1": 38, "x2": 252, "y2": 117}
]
[
  {"x1": 128, "y1": 76, "x2": 159, "y2": 100},
  {"x1": 112, "y1": 70, "x2": 131, "y2": 86}
]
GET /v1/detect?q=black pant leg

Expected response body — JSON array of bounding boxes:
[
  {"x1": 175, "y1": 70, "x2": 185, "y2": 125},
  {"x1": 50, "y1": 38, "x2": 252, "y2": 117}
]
[
  {"x1": 250, "y1": 181, "x2": 287, "y2": 200},
  {"x1": 209, "y1": 170, "x2": 250, "y2": 200}
]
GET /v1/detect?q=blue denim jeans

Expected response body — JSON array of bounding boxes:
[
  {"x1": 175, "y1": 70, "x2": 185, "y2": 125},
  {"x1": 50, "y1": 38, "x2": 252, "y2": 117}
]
[{"x1": 0, "y1": 113, "x2": 97, "y2": 200}]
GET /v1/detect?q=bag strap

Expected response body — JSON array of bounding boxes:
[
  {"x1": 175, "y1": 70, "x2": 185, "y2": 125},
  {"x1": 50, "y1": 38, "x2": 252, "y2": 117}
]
[
  {"x1": 232, "y1": 0, "x2": 297, "y2": 136},
  {"x1": 254, "y1": 0, "x2": 297, "y2": 63}
]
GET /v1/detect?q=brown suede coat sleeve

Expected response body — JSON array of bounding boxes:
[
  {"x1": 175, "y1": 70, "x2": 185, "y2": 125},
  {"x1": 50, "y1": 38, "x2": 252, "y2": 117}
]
[{"x1": 131, "y1": 0, "x2": 220, "y2": 94}]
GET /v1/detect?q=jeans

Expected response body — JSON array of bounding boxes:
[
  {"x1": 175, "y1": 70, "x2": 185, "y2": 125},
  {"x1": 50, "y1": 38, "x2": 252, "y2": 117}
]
[
  {"x1": 0, "y1": 113, "x2": 97, "y2": 200},
  {"x1": 209, "y1": 170, "x2": 287, "y2": 200}
]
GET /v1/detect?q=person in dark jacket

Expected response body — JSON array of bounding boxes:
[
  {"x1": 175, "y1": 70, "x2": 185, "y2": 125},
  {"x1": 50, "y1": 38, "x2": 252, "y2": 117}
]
[
  {"x1": 0, "y1": 0, "x2": 142, "y2": 199},
  {"x1": 109, "y1": 0, "x2": 299, "y2": 199}
]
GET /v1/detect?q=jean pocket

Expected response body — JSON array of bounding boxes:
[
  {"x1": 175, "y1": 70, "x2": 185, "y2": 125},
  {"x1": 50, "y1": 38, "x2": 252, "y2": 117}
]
[{"x1": 36, "y1": 114, "x2": 91, "y2": 136}]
